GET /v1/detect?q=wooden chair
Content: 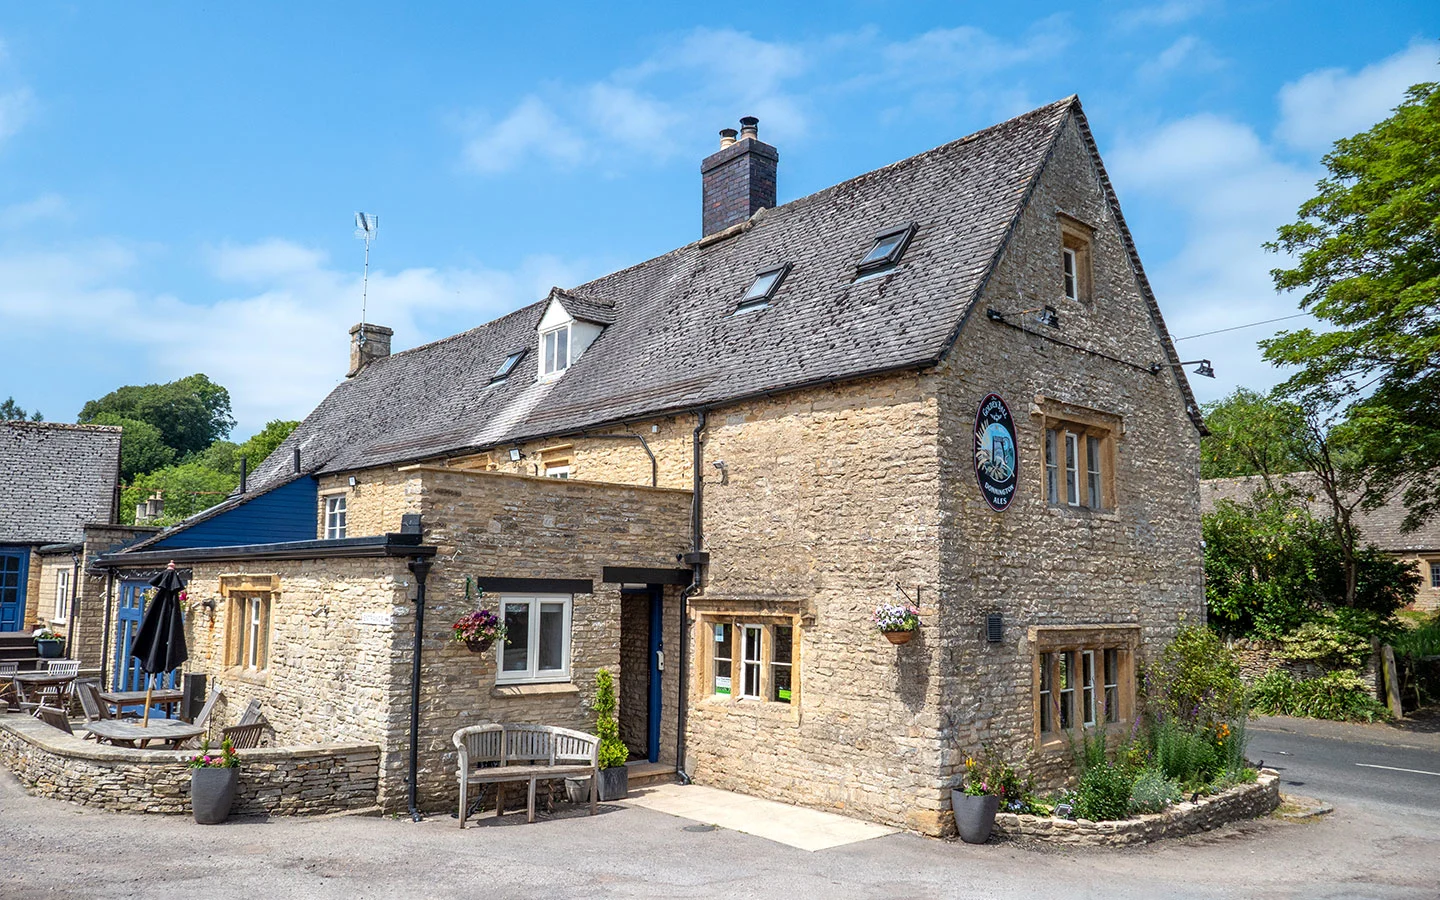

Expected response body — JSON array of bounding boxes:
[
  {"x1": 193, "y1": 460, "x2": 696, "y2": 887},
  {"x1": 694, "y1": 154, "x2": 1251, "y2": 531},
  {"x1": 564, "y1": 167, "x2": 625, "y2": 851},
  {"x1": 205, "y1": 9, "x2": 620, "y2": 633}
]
[
  {"x1": 179, "y1": 689, "x2": 224, "y2": 748},
  {"x1": 36, "y1": 705, "x2": 73, "y2": 735},
  {"x1": 236, "y1": 698, "x2": 262, "y2": 726},
  {"x1": 75, "y1": 680, "x2": 109, "y2": 724},
  {"x1": 0, "y1": 660, "x2": 16, "y2": 706},
  {"x1": 13, "y1": 678, "x2": 39, "y2": 713},
  {"x1": 41, "y1": 660, "x2": 80, "y2": 711},
  {"x1": 221, "y1": 722, "x2": 264, "y2": 749}
]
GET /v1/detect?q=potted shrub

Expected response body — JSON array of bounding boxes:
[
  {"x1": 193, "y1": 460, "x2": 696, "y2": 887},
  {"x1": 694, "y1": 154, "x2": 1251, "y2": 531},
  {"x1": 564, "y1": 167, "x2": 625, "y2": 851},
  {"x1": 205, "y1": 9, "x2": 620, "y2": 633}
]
[
  {"x1": 32, "y1": 628, "x2": 64, "y2": 660},
  {"x1": 593, "y1": 668, "x2": 629, "y2": 800},
  {"x1": 953, "y1": 748, "x2": 1030, "y2": 843},
  {"x1": 188, "y1": 737, "x2": 240, "y2": 824},
  {"x1": 872, "y1": 601, "x2": 920, "y2": 644},
  {"x1": 452, "y1": 607, "x2": 506, "y2": 653}
]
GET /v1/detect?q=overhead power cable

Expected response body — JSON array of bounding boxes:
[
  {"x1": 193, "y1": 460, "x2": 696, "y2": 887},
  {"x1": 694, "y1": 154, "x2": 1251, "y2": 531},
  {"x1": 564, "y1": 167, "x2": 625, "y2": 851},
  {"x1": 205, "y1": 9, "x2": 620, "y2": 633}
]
[{"x1": 1173, "y1": 312, "x2": 1310, "y2": 342}]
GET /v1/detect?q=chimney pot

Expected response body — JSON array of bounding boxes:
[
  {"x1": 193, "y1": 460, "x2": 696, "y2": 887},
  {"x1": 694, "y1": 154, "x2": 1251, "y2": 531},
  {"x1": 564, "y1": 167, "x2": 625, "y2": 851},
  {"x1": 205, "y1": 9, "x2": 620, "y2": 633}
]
[
  {"x1": 348, "y1": 322, "x2": 394, "y2": 377},
  {"x1": 700, "y1": 116, "x2": 778, "y2": 237}
]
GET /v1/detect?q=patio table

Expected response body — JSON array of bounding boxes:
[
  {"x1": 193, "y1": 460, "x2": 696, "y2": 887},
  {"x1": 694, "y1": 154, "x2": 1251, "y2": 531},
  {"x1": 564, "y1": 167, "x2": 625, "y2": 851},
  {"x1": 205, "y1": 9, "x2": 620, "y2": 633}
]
[
  {"x1": 84, "y1": 719, "x2": 205, "y2": 749},
  {"x1": 12, "y1": 672, "x2": 77, "y2": 710},
  {"x1": 98, "y1": 688, "x2": 185, "y2": 719}
]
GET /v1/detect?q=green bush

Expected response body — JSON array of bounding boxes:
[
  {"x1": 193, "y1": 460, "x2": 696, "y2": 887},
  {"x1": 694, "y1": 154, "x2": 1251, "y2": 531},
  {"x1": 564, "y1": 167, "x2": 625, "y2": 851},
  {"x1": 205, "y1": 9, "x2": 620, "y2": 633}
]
[
  {"x1": 1143, "y1": 626, "x2": 1245, "y2": 726},
  {"x1": 1281, "y1": 618, "x2": 1374, "y2": 669},
  {"x1": 1393, "y1": 614, "x2": 1440, "y2": 660},
  {"x1": 1150, "y1": 717, "x2": 1220, "y2": 789},
  {"x1": 1072, "y1": 762, "x2": 1135, "y2": 822},
  {"x1": 592, "y1": 668, "x2": 629, "y2": 769},
  {"x1": 1249, "y1": 670, "x2": 1390, "y2": 722},
  {"x1": 1129, "y1": 768, "x2": 1183, "y2": 814}
]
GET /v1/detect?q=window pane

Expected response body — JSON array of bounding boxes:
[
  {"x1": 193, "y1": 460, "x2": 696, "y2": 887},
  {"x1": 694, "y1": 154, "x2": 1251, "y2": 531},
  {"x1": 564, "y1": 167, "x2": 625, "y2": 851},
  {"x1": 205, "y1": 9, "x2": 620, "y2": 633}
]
[
  {"x1": 1431, "y1": 563, "x2": 1439, "y2": 588},
  {"x1": 714, "y1": 623, "x2": 732, "y2": 694},
  {"x1": 1065, "y1": 433, "x2": 1079, "y2": 506},
  {"x1": 1082, "y1": 651, "x2": 1095, "y2": 726},
  {"x1": 1063, "y1": 249, "x2": 1077, "y2": 300},
  {"x1": 543, "y1": 331, "x2": 556, "y2": 373},
  {"x1": 538, "y1": 602, "x2": 565, "y2": 671},
  {"x1": 1104, "y1": 648, "x2": 1120, "y2": 724},
  {"x1": 1039, "y1": 652, "x2": 1053, "y2": 733},
  {"x1": 1045, "y1": 429, "x2": 1058, "y2": 504},
  {"x1": 1087, "y1": 435, "x2": 1102, "y2": 508},
  {"x1": 502, "y1": 602, "x2": 530, "y2": 672},
  {"x1": 744, "y1": 270, "x2": 781, "y2": 302},
  {"x1": 742, "y1": 625, "x2": 762, "y2": 698},
  {"x1": 772, "y1": 626, "x2": 793, "y2": 703},
  {"x1": 1059, "y1": 651, "x2": 1075, "y2": 729},
  {"x1": 556, "y1": 327, "x2": 569, "y2": 370},
  {"x1": 861, "y1": 233, "x2": 904, "y2": 266}
]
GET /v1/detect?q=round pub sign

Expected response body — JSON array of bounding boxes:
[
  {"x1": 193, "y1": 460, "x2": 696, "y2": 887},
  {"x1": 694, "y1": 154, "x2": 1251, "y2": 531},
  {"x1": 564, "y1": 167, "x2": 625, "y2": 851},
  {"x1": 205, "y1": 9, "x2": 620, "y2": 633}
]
[{"x1": 974, "y1": 393, "x2": 1018, "y2": 512}]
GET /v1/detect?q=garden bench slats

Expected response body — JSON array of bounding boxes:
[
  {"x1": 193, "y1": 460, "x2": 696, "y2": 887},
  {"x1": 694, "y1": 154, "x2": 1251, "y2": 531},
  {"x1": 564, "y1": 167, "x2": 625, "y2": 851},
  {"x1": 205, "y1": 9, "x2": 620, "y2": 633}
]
[{"x1": 453, "y1": 723, "x2": 599, "y2": 826}]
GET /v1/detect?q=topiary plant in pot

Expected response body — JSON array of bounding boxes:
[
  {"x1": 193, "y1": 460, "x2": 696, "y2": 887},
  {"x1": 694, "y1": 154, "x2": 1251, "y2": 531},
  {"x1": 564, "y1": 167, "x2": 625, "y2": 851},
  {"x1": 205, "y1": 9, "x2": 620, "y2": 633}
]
[{"x1": 593, "y1": 668, "x2": 629, "y2": 801}]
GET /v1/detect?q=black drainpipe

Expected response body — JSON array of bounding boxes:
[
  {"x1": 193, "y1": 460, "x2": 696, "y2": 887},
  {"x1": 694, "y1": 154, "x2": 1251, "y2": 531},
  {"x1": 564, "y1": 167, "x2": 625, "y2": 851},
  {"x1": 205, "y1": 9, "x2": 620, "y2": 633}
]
[
  {"x1": 406, "y1": 555, "x2": 433, "y2": 822},
  {"x1": 675, "y1": 409, "x2": 709, "y2": 783}
]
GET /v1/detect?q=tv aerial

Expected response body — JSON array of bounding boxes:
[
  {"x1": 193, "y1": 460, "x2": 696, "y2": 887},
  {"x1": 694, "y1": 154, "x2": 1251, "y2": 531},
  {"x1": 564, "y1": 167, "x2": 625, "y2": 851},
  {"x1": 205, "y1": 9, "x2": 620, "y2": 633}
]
[{"x1": 354, "y1": 212, "x2": 379, "y2": 341}]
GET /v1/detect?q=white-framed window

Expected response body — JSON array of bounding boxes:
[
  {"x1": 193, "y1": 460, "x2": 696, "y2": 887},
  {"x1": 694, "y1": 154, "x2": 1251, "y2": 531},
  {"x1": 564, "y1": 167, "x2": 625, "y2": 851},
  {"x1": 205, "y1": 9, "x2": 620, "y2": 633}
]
[
  {"x1": 1062, "y1": 247, "x2": 1078, "y2": 301},
  {"x1": 1059, "y1": 217, "x2": 1092, "y2": 303},
  {"x1": 741, "y1": 624, "x2": 763, "y2": 699},
  {"x1": 54, "y1": 569, "x2": 70, "y2": 622},
  {"x1": 227, "y1": 593, "x2": 271, "y2": 671},
  {"x1": 497, "y1": 594, "x2": 572, "y2": 684},
  {"x1": 713, "y1": 623, "x2": 732, "y2": 695},
  {"x1": 325, "y1": 495, "x2": 348, "y2": 539},
  {"x1": 544, "y1": 464, "x2": 571, "y2": 479},
  {"x1": 1045, "y1": 423, "x2": 1112, "y2": 510},
  {"x1": 541, "y1": 325, "x2": 571, "y2": 376}
]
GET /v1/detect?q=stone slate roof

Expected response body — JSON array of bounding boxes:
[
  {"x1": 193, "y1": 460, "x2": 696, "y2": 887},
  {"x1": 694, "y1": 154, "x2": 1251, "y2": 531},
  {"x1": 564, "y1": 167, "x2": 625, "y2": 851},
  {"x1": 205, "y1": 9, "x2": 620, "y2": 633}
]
[
  {"x1": 1201, "y1": 475, "x2": 1440, "y2": 554},
  {"x1": 0, "y1": 422, "x2": 120, "y2": 544},
  {"x1": 252, "y1": 96, "x2": 1197, "y2": 489}
]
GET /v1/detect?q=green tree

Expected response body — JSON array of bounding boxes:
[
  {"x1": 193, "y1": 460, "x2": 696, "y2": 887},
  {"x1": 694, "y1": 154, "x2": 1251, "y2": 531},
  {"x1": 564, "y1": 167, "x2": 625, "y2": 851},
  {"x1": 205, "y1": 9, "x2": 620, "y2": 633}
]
[
  {"x1": 1263, "y1": 78, "x2": 1440, "y2": 530},
  {"x1": 122, "y1": 461, "x2": 238, "y2": 526},
  {"x1": 0, "y1": 397, "x2": 43, "y2": 421},
  {"x1": 236, "y1": 420, "x2": 299, "y2": 472},
  {"x1": 1200, "y1": 388, "x2": 1307, "y2": 484},
  {"x1": 79, "y1": 374, "x2": 235, "y2": 458},
  {"x1": 87, "y1": 413, "x2": 176, "y2": 481}
]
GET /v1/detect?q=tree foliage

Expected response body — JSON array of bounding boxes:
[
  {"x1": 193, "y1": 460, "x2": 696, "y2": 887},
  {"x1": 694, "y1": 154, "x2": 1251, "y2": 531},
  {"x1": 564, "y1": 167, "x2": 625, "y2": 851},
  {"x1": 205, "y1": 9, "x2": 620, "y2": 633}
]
[
  {"x1": 237, "y1": 419, "x2": 299, "y2": 472},
  {"x1": 87, "y1": 413, "x2": 176, "y2": 481},
  {"x1": 0, "y1": 396, "x2": 43, "y2": 421},
  {"x1": 1200, "y1": 388, "x2": 1307, "y2": 483},
  {"x1": 1262, "y1": 79, "x2": 1440, "y2": 530},
  {"x1": 122, "y1": 461, "x2": 238, "y2": 527},
  {"x1": 79, "y1": 374, "x2": 235, "y2": 458}
]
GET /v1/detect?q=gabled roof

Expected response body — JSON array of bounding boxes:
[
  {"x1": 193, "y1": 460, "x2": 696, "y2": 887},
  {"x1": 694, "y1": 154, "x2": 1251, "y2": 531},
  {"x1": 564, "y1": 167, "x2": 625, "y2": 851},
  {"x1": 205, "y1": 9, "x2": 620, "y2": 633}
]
[
  {"x1": 0, "y1": 421, "x2": 120, "y2": 544},
  {"x1": 251, "y1": 97, "x2": 1194, "y2": 489}
]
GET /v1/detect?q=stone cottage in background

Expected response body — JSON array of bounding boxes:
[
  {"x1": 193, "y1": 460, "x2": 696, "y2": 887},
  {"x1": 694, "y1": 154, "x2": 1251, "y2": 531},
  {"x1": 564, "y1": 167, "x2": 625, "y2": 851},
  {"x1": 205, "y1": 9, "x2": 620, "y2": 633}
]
[
  {"x1": 0, "y1": 421, "x2": 151, "y2": 672},
  {"x1": 96, "y1": 96, "x2": 1205, "y2": 835}
]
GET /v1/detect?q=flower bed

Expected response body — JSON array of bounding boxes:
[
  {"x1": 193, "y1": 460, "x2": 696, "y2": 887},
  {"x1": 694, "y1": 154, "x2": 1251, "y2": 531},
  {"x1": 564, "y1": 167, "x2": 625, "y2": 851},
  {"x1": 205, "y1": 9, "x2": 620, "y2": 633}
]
[{"x1": 992, "y1": 770, "x2": 1280, "y2": 847}]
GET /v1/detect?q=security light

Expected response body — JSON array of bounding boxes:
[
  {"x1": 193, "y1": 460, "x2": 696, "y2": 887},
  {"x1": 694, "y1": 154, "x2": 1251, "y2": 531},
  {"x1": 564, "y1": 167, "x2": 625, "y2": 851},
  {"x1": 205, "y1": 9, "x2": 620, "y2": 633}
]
[{"x1": 508, "y1": 447, "x2": 524, "y2": 462}]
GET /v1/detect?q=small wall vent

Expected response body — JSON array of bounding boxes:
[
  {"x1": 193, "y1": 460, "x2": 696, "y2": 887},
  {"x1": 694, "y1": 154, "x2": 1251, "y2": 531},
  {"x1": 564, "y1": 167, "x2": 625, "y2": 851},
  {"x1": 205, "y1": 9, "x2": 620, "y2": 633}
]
[{"x1": 986, "y1": 614, "x2": 1004, "y2": 643}]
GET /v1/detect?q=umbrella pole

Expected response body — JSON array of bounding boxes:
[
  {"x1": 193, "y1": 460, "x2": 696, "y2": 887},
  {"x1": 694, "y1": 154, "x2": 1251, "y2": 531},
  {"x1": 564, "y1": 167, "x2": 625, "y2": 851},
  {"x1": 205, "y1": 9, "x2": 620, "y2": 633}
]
[{"x1": 142, "y1": 674, "x2": 154, "y2": 727}]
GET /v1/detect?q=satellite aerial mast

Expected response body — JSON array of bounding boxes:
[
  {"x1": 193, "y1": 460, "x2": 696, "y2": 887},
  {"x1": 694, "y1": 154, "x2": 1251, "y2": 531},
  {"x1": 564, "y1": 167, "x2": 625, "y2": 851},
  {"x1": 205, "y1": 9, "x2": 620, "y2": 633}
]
[{"x1": 354, "y1": 212, "x2": 379, "y2": 341}]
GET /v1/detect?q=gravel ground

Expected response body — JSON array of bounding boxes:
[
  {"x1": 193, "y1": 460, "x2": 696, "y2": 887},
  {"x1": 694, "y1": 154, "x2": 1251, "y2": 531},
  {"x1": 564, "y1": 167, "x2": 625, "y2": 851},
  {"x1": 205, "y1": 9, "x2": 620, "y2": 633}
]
[{"x1": 4, "y1": 767, "x2": 1439, "y2": 900}]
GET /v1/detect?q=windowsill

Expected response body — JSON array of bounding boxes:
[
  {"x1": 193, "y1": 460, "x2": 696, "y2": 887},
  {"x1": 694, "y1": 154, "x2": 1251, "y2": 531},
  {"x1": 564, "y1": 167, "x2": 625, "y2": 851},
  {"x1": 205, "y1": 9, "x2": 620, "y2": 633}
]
[
  {"x1": 700, "y1": 694, "x2": 798, "y2": 715},
  {"x1": 225, "y1": 667, "x2": 269, "y2": 686},
  {"x1": 491, "y1": 681, "x2": 579, "y2": 699},
  {"x1": 1045, "y1": 504, "x2": 1119, "y2": 521},
  {"x1": 1037, "y1": 721, "x2": 1129, "y2": 751}
]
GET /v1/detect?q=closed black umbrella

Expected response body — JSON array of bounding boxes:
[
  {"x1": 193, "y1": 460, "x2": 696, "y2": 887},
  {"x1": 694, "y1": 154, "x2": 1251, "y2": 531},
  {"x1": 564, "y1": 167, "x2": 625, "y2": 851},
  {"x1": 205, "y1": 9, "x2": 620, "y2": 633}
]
[{"x1": 131, "y1": 561, "x2": 189, "y2": 725}]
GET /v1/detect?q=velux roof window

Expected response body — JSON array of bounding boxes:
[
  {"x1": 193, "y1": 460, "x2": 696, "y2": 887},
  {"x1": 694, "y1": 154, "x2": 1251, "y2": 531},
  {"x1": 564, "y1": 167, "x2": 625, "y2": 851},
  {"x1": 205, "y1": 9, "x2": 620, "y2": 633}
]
[
  {"x1": 856, "y1": 223, "x2": 917, "y2": 275},
  {"x1": 735, "y1": 263, "x2": 791, "y2": 314},
  {"x1": 490, "y1": 349, "x2": 525, "y2": 383}
]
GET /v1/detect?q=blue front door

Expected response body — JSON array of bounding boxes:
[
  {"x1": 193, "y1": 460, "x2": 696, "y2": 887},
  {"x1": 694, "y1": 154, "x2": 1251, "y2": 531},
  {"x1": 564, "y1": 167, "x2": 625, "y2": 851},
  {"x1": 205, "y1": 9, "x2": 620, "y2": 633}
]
[
  {"x1": 647, "y1": 586, "x2": 663, "y2": 764},
  {"x1": 0, "y1": 547, "x2": 28, "y2": 632},
  {"x1": 113, "y1": 579, "x2": 178, "y2": 694}
]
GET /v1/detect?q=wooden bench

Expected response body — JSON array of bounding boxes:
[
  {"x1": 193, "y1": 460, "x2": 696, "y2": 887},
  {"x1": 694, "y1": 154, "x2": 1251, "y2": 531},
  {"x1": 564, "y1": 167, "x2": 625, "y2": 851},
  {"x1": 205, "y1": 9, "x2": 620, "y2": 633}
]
[{"x1": 453, "y1": 723, "x2": 599, "y2": 826}]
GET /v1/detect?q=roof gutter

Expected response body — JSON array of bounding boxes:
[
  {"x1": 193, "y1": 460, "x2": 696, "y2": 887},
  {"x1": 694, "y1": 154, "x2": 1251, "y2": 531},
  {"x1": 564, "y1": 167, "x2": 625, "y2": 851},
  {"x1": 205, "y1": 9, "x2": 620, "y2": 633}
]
[{"x1": 91, "y1": 533, "x2": 436, "y2": 569}]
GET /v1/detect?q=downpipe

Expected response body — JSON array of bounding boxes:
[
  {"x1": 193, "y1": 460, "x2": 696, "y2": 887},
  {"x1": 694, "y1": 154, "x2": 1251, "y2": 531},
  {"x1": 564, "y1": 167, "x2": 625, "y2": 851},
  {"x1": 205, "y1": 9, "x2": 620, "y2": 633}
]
[
  {"x1": 675, "y1": 409, "x2": 708, "y2": 785},
  {"x1": 406, "y1": 555, "x2": 433, "y2": 822}
]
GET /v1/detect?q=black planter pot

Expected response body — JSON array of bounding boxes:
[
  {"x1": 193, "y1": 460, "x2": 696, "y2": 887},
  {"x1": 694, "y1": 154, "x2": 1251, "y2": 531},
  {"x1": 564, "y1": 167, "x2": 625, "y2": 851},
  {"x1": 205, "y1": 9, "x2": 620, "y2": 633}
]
[
  {"x1": 191, "y1": 767, "x2": 239, "y2": 824},
  {"x1": 952, "y1": 791, "x2": 1000, "y2": 844},
  {"x1": 598, "y1": 766, "x2": 628, "y2": 801},
  {"x1": 34, "y1": 639, "x2": 64, "y2": 660}
]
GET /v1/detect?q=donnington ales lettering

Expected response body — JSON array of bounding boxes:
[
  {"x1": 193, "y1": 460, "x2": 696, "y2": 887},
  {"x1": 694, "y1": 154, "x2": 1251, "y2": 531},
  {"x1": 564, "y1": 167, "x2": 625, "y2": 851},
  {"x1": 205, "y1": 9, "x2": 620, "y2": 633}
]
[{"x1": 974, "y1": 393, "x2": 1018, "y2": 512}]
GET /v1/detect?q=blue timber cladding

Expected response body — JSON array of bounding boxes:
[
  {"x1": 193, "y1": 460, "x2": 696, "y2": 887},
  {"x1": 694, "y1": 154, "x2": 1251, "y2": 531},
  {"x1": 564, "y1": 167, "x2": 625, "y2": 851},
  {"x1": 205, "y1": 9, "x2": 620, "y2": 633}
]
[{"x1": 150, "y1": 478, "x2": 319, "y2": 549}]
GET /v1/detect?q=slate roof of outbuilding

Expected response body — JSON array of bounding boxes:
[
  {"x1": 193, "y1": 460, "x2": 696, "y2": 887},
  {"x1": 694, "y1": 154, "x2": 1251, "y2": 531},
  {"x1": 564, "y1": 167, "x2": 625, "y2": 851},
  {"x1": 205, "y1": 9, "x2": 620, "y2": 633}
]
[
  {"x1": 1201, "y1": 475, "x2": 1440, "y2": 554},
  {"x1": 250, "y1": 96, "x2": 1196, "y2": 490},
  {"x1": 0, "y1": 421, "x2": 120, "y2": 544}
]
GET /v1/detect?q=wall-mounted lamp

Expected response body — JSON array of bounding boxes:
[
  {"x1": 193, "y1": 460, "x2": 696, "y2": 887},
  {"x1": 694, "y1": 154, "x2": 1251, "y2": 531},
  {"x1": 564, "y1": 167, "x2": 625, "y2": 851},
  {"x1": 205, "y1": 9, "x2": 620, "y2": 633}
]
[
  {"x1": 712, "y1": 459, "x2": 729, "y2": 485},
  {"x1": 508, "y1": 447, "x2": 525, "y2": 462},
  {"x1": 1150, "y1": 359, "x2": 1215, "y2": 378},
  {"x1": 986, "y1": 305, "x2": 1060, "y2": 328},
  {"x1": 311, "y1": 604, "x2": 330, "y2": 617},
  {"x1": 348, "y1": 475, "x2": 358, "y2": 488}
]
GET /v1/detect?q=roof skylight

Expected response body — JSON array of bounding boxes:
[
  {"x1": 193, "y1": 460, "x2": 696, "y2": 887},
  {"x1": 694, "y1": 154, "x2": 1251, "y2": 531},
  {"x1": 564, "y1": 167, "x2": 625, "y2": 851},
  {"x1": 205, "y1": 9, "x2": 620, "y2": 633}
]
[
  {"x1": 736, "y1": 263, "x2": 790, "y2": 313},
  {"x1": 491, "y1": 349, "x2": 526, "y2": 382},
  {"x1": 857, "y1": 223, "x2": 916, "y2": 274}
]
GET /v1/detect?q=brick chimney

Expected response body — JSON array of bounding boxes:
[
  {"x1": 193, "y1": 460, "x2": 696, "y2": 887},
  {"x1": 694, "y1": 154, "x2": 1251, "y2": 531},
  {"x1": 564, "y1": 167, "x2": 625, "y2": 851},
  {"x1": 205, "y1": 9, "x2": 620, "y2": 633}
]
[
  {"x1": 348, "y1": 322, "x2": 393, "y2": 377},
  {"x1": 701, "y1": 116, "x2": 778, "y2": 237}
]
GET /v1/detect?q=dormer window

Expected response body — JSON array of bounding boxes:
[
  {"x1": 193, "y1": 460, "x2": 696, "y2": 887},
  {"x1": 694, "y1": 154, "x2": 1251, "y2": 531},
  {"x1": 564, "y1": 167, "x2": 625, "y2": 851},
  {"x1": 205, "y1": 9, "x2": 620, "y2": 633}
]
[
  {"x1": 736, "y1": 264, "x2": 790, "y2": 314},
  {"x1": 491, "y1": 349, "x2": 526, "y2": 382},
  {"x1": 541, "y1": 325, "x2": 570, "y2": 376},
  {"x1": 856, "y1": 223, "x2": 916, "y2": 275}
]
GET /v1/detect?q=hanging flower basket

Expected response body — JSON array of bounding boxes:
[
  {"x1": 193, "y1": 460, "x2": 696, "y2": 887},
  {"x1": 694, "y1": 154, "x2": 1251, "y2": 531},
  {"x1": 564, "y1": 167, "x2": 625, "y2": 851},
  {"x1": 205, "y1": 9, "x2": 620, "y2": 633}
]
[
  {"x1": 452, "y1": 582, "x2": 506, "y2": 653},
  {"x1": 873, "y1": 600, "x2": 920, "y2": 644},
  {"x1": 883, "y1": 630, "x2": 915, "y2": 645},
  {"x1": 464, "y1": 637, "x2": 494, "y2": 653}
]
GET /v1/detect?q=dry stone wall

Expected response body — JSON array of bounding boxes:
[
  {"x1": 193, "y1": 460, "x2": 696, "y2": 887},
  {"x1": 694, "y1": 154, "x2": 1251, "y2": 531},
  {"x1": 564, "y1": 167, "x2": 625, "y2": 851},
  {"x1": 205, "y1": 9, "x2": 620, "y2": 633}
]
[
  {"x1": 0, "y1": 716, "x2": 379, "y2": 816},
  {"x1": 935, "y1": 114, "x2": 1205, "y2": 792}
]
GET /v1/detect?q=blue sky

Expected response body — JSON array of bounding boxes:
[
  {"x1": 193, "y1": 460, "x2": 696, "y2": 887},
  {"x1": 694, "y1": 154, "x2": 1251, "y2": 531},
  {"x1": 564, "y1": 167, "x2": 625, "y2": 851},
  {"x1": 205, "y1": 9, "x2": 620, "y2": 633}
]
[{"x1": 1, "y1": 2, "x2": 1436, "y2": 439}]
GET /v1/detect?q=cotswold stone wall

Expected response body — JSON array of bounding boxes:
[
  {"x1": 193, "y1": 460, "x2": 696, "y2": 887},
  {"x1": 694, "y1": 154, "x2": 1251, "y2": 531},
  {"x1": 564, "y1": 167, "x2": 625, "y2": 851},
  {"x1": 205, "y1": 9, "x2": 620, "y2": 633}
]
[
  {"x1": 405, "y1": 467, "x2": 691, "y2": 811},
  {"x1": 1229, "y1": 637, "x2": 1383, "y2": 696},
  {"x1": 686, "y1": 374, "x2": 948, "y2": 834},
  {"x1": 315, "y1": 467, "x2": 423, "y2": 539},
  {"x1": 993, "y1": 771, "x2": 1280, "y2": 846},
  {"x1": 0, "y1": 716, "x2": 379, "y2": 816},
  {"x1": 935, "y1": 114, "x2": 1206, "y2": 793}
]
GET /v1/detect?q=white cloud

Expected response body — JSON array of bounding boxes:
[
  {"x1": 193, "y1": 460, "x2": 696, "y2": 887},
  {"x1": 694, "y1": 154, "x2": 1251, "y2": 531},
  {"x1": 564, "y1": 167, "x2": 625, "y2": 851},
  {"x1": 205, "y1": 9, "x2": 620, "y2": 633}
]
[
  {"x1": 1116, "y1": 1, "x2": 1210, "y2": 31},
  {"x1": 1276, "y1": 40, "x2": 1440, "y2": 152},
  {"x1": 0, "y1": 86, "x2": 34, "y2": 145},
  {"x1": 1, "y1": 236, "x2": 586, "y2": 435},
  {"x1": 0, "y1": 193, "x2": 70, "y2": 229},
  {"x1": 1137, "y1": 35, "x2": 1224, "y2": 83},
  {"x1": 462, "y1": 96, "x2": 588, "y2": 174}
]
